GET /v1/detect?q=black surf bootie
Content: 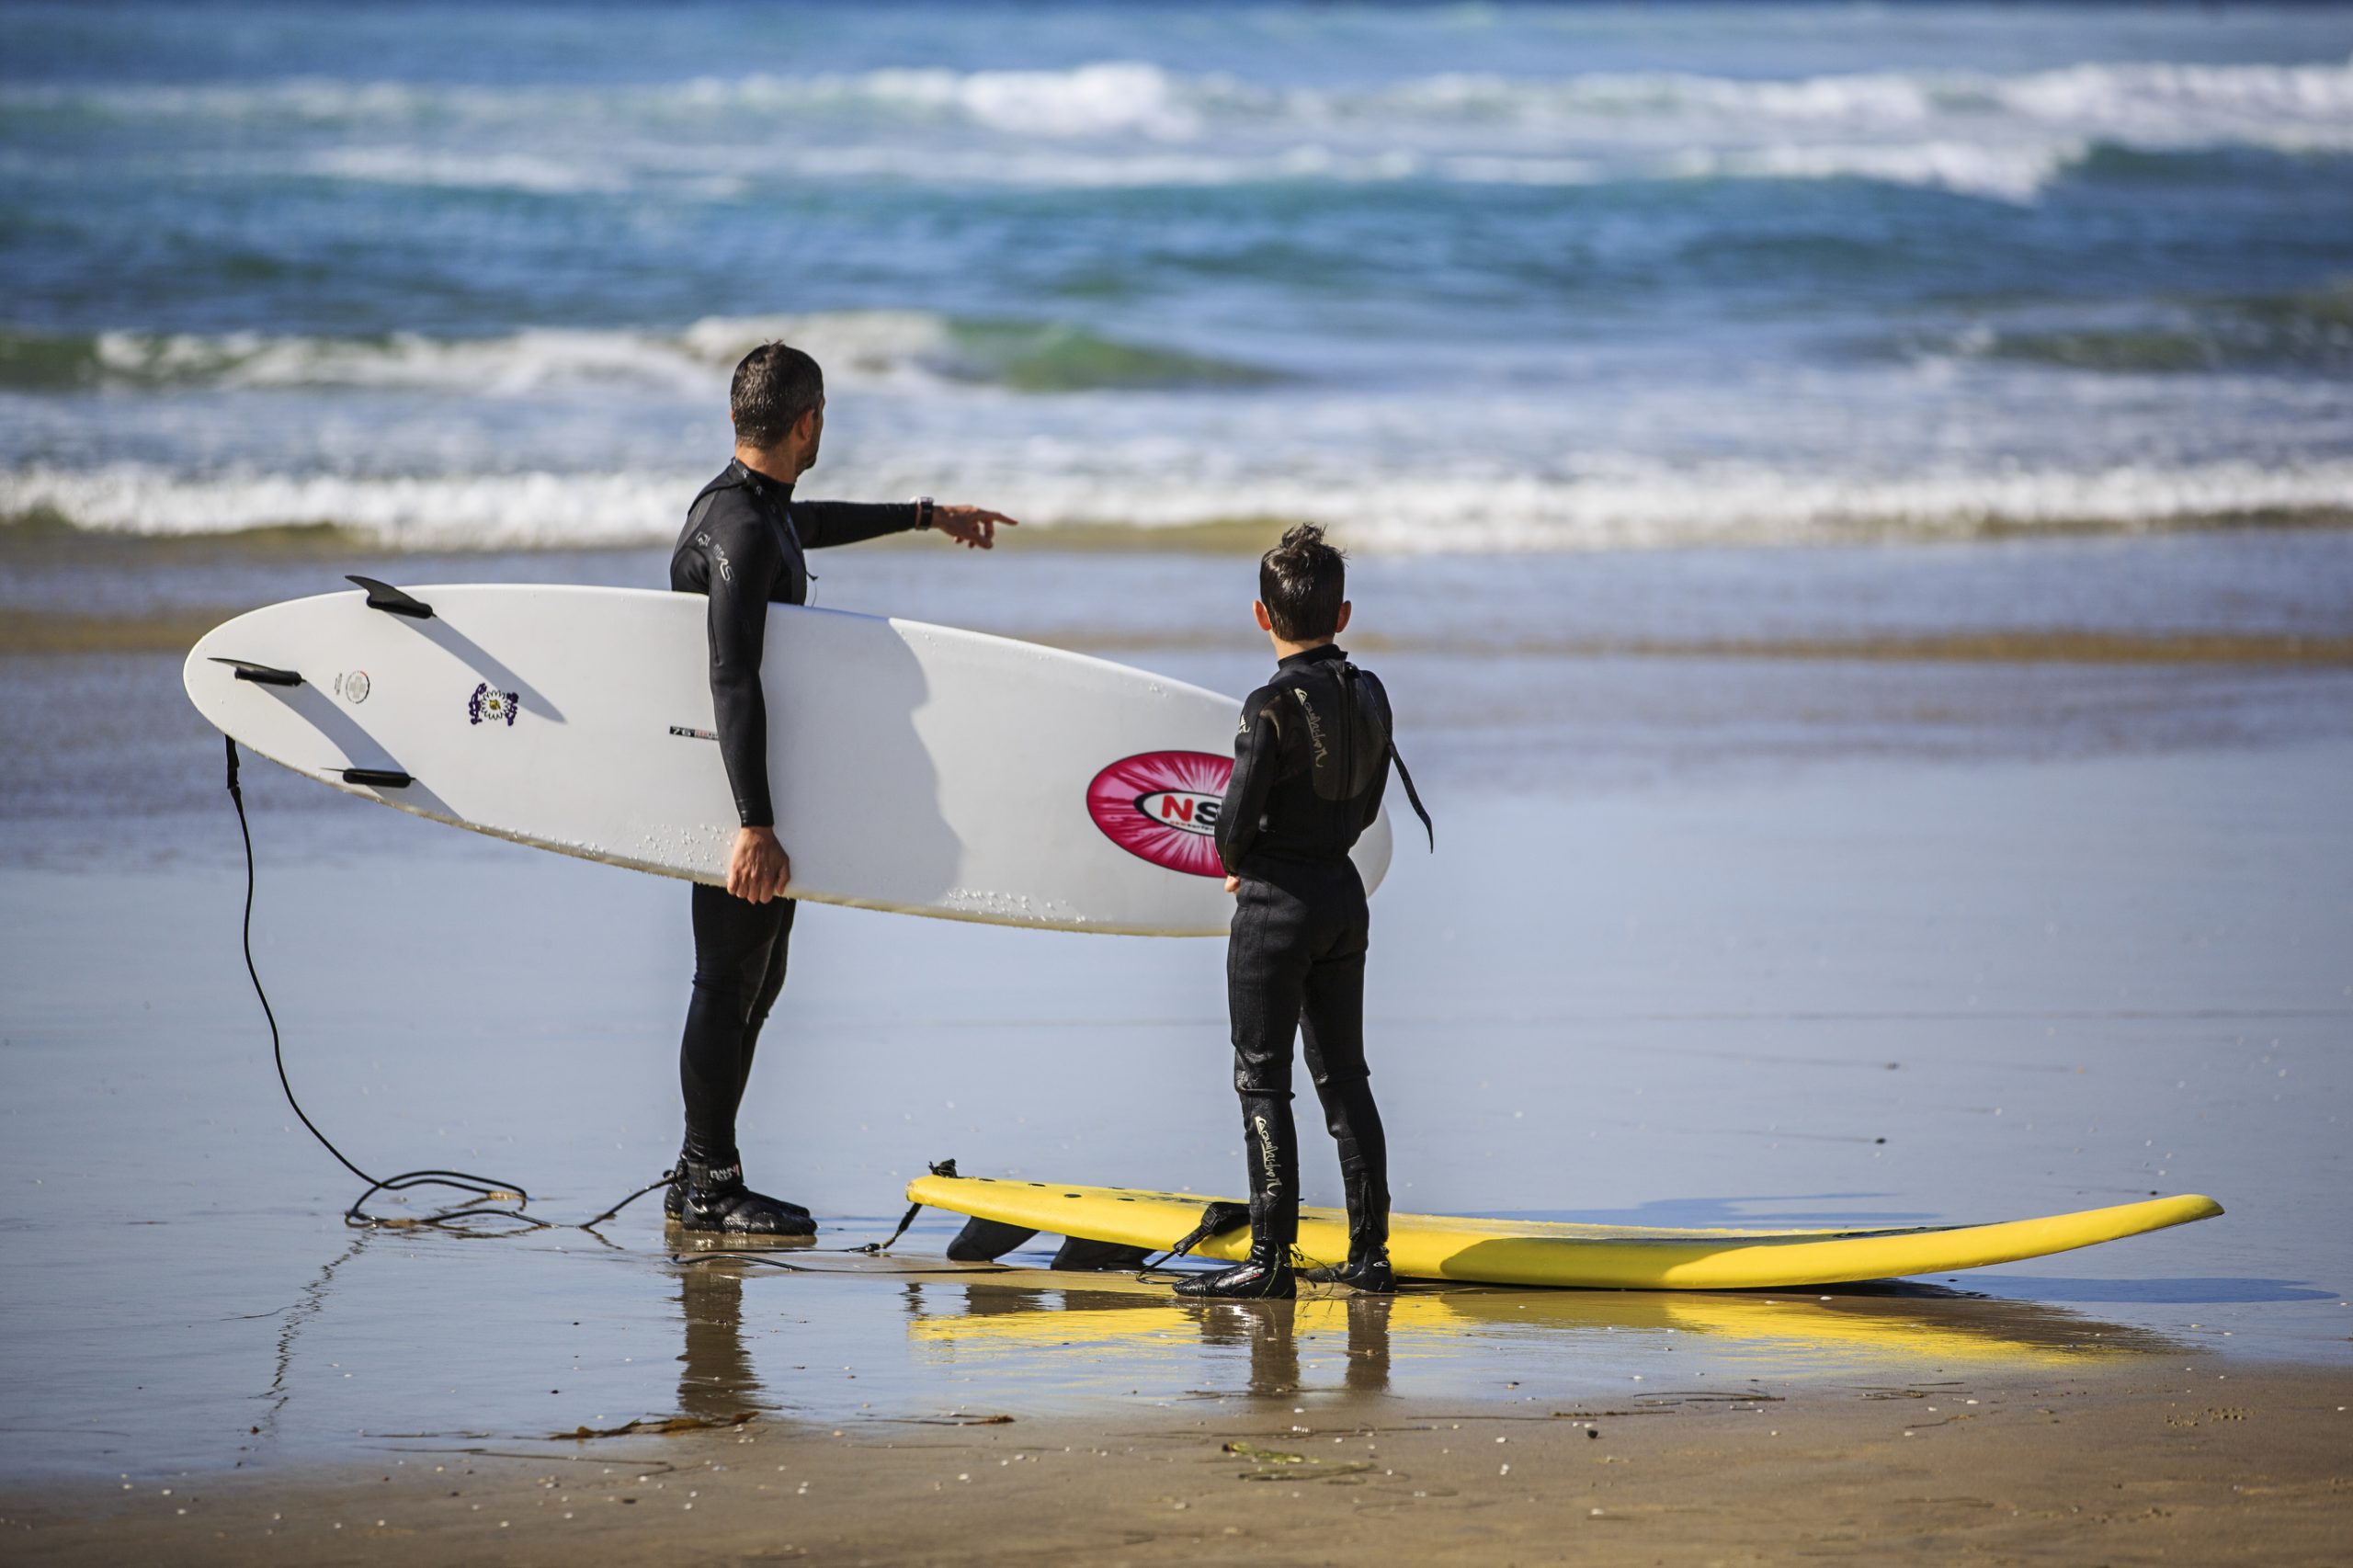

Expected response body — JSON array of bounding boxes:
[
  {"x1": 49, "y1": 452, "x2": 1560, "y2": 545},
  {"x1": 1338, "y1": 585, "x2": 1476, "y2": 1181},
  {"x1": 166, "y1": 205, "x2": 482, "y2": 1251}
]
[
  {"x1": 1305, "y1": 1164, "x2": 1393, "y2": 1291},
  {"x1": 1303, "y1": 1248, "x2": 1394, "y2": 1294},
  {"x1": 1174, "y1": 1244, "x2": 1296, "y2": 1300},
  {"x1": 665, "y1": 1156, "x2": 815, "y2": 1237},
  {"x1": 1176, "y1": 1198, "x2": 1297, "y2": 1300}
]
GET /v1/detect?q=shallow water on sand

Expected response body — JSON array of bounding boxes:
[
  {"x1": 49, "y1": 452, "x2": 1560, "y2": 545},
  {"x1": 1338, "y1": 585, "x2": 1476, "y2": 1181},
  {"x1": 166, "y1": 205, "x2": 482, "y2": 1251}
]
[
  {"x1": 2, "y1": 670, "x2": 2346, "y2": 1478},
  {"x1": 6, "y1": 528, "x2": 2353, "y2": 845}
]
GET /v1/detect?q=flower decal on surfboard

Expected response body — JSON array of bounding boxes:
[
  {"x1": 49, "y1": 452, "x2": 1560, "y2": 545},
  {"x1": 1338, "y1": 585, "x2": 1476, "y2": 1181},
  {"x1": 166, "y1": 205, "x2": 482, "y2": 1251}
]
[
  {"x1": 1086, "y1": 751, "x2": 1233, "y2": 878},
  {"x1": 468, "y1": 682, "x2": 519, "y2": 727}
]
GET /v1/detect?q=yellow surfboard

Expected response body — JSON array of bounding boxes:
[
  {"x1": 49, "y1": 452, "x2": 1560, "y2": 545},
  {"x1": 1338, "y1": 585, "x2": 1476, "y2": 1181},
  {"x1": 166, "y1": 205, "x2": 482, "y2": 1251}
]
[{"x1": 904, "y1": 1173, "x2": 2222, "y2": 1290}]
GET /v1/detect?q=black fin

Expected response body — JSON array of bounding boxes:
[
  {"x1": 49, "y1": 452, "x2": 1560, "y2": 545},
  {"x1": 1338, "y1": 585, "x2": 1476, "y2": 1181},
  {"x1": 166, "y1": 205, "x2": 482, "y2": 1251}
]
[
  {"x1": 945, "y1": 1216, "x2": 1038, "y2": 1263},
  {"x1": 1051, "y1": 1236, "x2": 1157, "y2": 1272},
  {"x1": 210, "y1": 657, "x2": 302, "y2": 687},
  {"x1": 347, "y1": 574, "x2": 435, "y2": 619}
]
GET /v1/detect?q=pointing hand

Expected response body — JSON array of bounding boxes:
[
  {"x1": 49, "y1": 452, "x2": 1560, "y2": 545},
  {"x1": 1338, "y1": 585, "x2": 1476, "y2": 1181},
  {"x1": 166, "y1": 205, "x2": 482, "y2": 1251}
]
[{"x1": 935, "y1": 505, "x2": 1018, "y2": 550}]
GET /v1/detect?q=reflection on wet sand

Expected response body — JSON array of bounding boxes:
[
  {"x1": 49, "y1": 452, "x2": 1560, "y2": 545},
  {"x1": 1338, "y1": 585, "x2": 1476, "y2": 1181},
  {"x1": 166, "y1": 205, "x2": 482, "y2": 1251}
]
[
  {"x1": 1186, "y1": 1294, "x2": 1397, "y2": 1398},
  {"x1": 676, "y1": 1262, "x2": 772, "y2": 1424},
  {"x1": 228, "y1": 1240, "x2": 2194, "y2": 1465},
  {"x1": 899, "y1": 1269, "x2": 2190, "y2": 1394}
]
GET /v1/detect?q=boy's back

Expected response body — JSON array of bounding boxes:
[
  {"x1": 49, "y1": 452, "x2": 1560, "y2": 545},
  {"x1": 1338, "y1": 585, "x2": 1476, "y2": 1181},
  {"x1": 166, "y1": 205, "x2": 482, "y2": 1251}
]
[{"x1": 1215, "y1": 643, "x2": 1393, "y2": 876}]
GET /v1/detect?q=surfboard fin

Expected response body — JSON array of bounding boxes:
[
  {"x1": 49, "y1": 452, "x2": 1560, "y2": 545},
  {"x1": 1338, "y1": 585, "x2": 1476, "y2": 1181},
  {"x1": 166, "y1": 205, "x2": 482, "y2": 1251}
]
[
  {"x1": 341, "y1": 767, "x2": 414, "y2": 790},
  {"x1": 347, "y1": 574, "x2": 435, "y2": 619},
  {"x1": 210, "y1": 657, "x2": 303, "y2": 687},
  {"x1": 1051, "y1": 1236, "x2": 1157, "y2": 1272},
  {"x1": 947, "y1": 1216, "x2": 1040, "y2": 1263}
]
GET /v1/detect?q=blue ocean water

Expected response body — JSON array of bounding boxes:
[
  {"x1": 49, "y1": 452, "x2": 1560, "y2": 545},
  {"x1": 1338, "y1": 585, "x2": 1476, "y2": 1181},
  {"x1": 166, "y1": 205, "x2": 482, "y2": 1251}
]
[{"x1": 2, "y1": 1, "x2": 2349, "y2": 549}]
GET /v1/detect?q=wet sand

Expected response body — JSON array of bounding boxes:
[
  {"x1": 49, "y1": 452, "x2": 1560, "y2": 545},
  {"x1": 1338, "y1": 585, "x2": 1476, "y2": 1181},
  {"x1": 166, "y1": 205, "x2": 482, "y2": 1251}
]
[
  {"x1": 2, "y1": 530, "x2": 2348, "y2": 1561},
  {"x1": 7, "y1": 1357, "x2": 2347, "y2": 1565}
]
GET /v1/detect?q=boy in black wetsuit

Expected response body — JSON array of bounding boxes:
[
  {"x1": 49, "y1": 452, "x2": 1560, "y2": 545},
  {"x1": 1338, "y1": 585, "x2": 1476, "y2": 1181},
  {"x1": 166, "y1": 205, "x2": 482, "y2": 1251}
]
[{"x1": 1179, "y1": 525, "x2": 1428, "y2": 1299}]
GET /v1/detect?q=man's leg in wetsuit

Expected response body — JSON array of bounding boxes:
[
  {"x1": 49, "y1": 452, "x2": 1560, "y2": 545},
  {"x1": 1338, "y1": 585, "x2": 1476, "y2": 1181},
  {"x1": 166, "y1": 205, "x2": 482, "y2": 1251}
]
[
  {"x1": 668, "y1": 883, "x2": 813, "y2": 1236},
  {"x1": 1299, "y1": 871, "x2": 1392, "y2": 1292},
  {"x1": 730, "y1": 896, "x2": 794, "y2": 1130},
  {"x1": 1177, "y1": 870, "x2": 1310, "y2": 1300}
]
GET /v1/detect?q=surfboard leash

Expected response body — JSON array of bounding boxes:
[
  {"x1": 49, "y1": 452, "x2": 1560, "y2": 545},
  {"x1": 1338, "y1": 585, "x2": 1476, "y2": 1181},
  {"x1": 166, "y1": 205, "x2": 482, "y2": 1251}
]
[{"x1": 226, "y1": 736, "x2": 676, "y2": 1235}]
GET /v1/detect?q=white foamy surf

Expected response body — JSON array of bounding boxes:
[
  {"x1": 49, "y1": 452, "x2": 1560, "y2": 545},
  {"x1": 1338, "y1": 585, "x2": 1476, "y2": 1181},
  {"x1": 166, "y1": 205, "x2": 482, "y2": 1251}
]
[
  {"x1": 13, "y1": 457, "x2": 2351, "y2": 554},
  {"x1": 7, "y1": 55, "x2": 2350, "y2": 200}
]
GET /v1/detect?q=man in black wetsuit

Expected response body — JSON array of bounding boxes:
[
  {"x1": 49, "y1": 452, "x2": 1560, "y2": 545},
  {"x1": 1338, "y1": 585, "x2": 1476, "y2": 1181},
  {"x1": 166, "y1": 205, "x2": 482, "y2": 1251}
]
[
  {"x1": 1178, "y1": 524, "x2": 1429, "y2": 1298},
  {"x1": 666, "y1": 343, "x2": 1017, "y2": 1235}
]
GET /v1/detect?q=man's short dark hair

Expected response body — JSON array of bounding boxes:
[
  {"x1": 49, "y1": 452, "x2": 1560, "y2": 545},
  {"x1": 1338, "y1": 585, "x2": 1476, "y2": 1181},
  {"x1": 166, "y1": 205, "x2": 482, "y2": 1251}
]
[
  {"x1": 1258, "y1": 523, "x2": 1347, "y2": 642},
  {"x1": 731, "y1": 343, "x2": 824, "y2": 450}
]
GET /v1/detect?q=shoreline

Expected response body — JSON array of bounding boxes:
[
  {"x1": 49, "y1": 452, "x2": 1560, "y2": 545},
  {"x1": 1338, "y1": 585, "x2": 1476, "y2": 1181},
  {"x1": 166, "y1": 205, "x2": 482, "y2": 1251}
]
[
  {"x1": 13, "y1": 601, "x2": 2353, "y2": 665},
  {"x1": 8, "y1": 507, "x2": 2353, "y2": 567},
  {"x1": 6, "y1": 1358, "x2": 2347, "y2": 1564}
]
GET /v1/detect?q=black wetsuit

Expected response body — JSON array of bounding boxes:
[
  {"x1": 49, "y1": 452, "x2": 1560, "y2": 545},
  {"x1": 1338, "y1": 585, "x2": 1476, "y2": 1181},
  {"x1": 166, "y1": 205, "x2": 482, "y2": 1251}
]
[
  {"x1": 668, "y1": 460, "x2": 921, "y2": 1165},
  {"x1": 1213, "y1": 643, "x2": 1412, "y2": 1262}
]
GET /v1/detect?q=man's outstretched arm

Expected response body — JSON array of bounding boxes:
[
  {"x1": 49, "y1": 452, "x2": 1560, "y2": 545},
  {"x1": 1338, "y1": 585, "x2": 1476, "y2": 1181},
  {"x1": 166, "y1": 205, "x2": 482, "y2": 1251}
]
[{"x1": 797, "y1": 499, "x2": 1018, "y2": 551}]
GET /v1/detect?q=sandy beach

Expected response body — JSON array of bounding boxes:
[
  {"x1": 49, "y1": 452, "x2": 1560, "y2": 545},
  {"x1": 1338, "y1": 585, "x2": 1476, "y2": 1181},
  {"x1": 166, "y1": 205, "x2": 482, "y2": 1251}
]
[{"x1": 8, "y1": 1358, "x2": 2348, "y2": 1565}]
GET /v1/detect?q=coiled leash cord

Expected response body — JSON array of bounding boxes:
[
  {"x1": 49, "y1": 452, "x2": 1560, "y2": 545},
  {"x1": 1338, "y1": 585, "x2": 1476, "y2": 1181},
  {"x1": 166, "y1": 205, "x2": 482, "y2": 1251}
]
[{"x1": 228, "y1": 737, "x2": 674, "y2": 1233}]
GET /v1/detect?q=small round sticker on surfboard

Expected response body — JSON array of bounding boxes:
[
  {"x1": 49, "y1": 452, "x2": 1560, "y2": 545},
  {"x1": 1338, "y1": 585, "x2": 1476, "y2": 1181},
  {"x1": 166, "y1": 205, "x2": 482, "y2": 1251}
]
[{"x1": 1086, "y1": 751, "x2": 1232, "y2": 878}]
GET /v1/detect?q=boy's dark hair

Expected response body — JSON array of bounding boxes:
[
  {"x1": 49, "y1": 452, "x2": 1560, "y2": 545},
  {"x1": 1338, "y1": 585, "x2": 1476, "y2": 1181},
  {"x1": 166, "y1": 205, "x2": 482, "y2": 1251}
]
[
  {"x1": 1258, "y1": 523, "x2": 1347, "y2": 642},
  {"x1": 731, "y1": 343, "x2": 824, "y2": 450}
]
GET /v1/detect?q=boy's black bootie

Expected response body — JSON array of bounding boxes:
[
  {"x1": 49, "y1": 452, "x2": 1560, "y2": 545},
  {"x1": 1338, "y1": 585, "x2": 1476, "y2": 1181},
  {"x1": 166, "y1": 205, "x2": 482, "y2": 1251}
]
[
  {"x1": 1176, "y1": 1154, "x2": 1296, "y2": 1299},
  {"x1": 666, "y1": 1155, "x2": 815, "y2": 1237},
  {"x1": 1304, "y1": 1165, "x2": 1393, "y2": 1290},
  {"x1": 1303, "y1": 1248, "x2": 1394, "y2": 1293},
  {"x1": 1174, "y1": 1244, "x2": 1296, "y2": 1300}
]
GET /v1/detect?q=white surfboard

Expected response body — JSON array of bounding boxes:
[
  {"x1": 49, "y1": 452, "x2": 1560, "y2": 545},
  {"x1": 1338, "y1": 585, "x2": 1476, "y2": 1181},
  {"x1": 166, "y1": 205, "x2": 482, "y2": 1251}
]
[{"x1": 183, "y1": 581, "x2": 1395, "y2": 936}]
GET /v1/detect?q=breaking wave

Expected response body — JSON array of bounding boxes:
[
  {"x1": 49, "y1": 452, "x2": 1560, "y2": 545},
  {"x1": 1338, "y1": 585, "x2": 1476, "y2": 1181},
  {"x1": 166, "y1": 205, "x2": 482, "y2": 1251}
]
[
  {"x1": 8, "y1": 55, "x2": 2351, "y2": 200},
  {"x1": 0, "y1": 313, "x2": 1279, "y2": 395},
  {"x1": 10, "y1": 458, "x2": 2350, "y2": 554}
]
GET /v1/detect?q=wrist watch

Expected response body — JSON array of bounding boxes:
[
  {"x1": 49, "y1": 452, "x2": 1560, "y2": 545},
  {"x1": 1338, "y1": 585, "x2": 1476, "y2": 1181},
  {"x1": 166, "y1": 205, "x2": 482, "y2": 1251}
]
[{"x1": 911, "y1": 495, "x2": 936, "y2": 530}]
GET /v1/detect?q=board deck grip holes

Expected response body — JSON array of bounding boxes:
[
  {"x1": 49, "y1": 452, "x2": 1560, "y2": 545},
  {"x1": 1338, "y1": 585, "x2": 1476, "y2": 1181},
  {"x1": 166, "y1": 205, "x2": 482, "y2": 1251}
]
[
  {"x1": 341, "y1": 767, "x2": 414, "y2": 789},
  {"x1": 210, "y1": 657, "x2": 302, "y2": 687},
  {"x1": 346, "y1": 575, "x2": 435, "y2": 620}
]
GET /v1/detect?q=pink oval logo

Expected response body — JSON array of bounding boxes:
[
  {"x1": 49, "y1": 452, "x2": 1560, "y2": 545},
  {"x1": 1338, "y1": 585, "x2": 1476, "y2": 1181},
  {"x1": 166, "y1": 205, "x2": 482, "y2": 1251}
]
[{"x1": 1087, "y1": 751, "x2": 1233, "y2": 878}]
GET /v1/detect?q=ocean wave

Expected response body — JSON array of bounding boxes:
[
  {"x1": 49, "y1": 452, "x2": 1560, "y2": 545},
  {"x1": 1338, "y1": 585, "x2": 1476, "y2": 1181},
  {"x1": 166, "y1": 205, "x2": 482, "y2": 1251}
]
[
  {"x1": 16, "y1": 57, "x2": 2351, "y2": 134},
  {"x1": 11, "y1": 458, "x2": 2349, "y2": 554},
  {"x1": 1669, "y1": 140, "x2": 2078, "y2": 204},
  {"x1": 0, "y1": 313, "x2": 1279, "y2": 395},
  {"x1": 1919, "y1": 281, "x2": 2353, "y2": 373},
  {"x1": 282, "y1": 137, "x2": 2146, "y2": 201},
  {"x1": 9, "y1": 56, "x2": 2350, "y2": 200}
]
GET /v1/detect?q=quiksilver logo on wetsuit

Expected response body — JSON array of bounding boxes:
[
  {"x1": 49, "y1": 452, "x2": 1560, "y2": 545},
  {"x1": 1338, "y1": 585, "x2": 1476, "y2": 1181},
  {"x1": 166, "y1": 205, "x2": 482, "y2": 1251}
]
[
  {"x1": 1292, "y1": 687, "x2": 1328, "y2": 767},
  {"x1": 1086, "y1": 751, "x2": 1233, "y2": 879}
]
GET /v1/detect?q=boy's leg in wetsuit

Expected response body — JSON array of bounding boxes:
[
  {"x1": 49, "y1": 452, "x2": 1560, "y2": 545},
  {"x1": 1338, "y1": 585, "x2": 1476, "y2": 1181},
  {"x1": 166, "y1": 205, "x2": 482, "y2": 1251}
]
[
  {"x1": 1300, "y1": 872, "x2": 1388, "y2": 1267},
  {"x1": 1228, "y1": 873, "x2": 1309, "y2": 1256},
  {"x1": 1177, "y1": 871, "x2": 1313, "y2": 1298}
]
